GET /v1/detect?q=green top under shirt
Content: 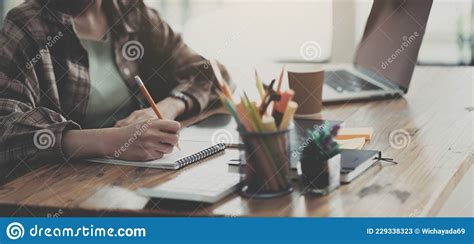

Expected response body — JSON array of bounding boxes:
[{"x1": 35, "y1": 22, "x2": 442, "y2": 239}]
[{"x1": 81, "y1": 36, "x2": 137, "y2": 129}]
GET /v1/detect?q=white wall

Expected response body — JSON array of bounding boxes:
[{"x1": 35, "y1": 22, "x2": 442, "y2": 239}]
[{"x1": 181, "y1": 0, "x2": 333, "y2": 65}]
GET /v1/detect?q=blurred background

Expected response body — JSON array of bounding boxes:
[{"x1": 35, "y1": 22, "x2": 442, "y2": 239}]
[{"x1": 0, "y1": 0, "x2": 472, "y2": 66}]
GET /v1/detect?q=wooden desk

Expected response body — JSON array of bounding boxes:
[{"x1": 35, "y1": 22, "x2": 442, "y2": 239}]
[{"x1": 0, "y1": 66, "x2": 472, "y2": 217}]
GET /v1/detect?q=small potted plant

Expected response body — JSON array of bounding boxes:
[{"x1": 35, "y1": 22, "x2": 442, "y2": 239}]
[{"x1": 300, "y1": 124, "x2": 341, "y2": 195}]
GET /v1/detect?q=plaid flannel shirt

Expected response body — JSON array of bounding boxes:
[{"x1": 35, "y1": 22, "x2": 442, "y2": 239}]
[{"x1": 0, "y1": 0, "x2": 230, "y2": 181}]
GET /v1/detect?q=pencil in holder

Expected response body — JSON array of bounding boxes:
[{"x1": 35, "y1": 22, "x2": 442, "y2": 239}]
[{"x1": 239, "y1": 129, "x2": 293, "y2": 198}]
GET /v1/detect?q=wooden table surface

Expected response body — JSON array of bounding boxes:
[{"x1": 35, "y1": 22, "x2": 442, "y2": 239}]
[{"x1": 0, "y1": 66, "x2": 472, "y2": 217}]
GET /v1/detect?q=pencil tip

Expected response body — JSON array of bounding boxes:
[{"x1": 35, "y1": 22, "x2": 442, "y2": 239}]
[{"x1": 134, "y1": 76, "x2": 143, "y2": 86}]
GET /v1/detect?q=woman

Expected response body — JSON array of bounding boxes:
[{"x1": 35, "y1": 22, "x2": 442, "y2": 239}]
[{"x1": 0, "y1": 0, "x2": 229, "y2": 180}]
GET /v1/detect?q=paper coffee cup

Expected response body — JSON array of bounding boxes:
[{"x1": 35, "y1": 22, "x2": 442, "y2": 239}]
[{"x1": 287, "y1": 65, "x2": 325, "y2": 116}]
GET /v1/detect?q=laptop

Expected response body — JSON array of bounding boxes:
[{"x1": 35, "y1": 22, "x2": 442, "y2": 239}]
[{"x1": 322, "y1": 0, "x2": 433, "y2": 103}]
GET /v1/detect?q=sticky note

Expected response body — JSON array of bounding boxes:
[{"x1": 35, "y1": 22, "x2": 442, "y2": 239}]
[{"x1": 336, "y1": 127, "x2": 373, "y2": 142}]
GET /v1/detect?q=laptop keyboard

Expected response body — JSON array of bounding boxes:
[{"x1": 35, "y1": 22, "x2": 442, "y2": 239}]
[
  {"x1": 325, "y1": 70, "x2": 382, "y2": 92},
  {"x1": 139, "y1": 163, "x2": 240, "y2": 203}
]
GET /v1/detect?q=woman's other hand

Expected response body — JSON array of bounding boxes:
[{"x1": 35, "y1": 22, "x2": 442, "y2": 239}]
[{"x1": 114, "y1": 97, "x2": 186, "y2": 127}]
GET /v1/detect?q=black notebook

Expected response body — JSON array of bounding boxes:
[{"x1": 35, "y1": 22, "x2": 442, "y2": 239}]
[
  {"x1": 339, "y1": 149, "x2": 380, "y2": 183},
  {"x1": 88, "y1": 142, "x2": 227, "y2": 170}
]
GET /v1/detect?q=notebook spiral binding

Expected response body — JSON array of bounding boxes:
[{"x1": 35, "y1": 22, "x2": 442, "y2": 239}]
[{"x1": 175, "y1": 143, "x2": 227, "y2": 168}]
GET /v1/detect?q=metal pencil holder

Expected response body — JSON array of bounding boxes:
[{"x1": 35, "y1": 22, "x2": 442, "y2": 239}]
[{"x1": 239, "y1": 129, "x2": 293, "y2": 198}]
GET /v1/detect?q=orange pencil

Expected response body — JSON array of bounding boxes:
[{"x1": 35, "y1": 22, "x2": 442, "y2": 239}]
[
  {"x1": 134, "y1": 76, "x2": 181, "y2": 151},
  {"x1": 272, "y1": 89, "x2": 295, "y2": 127},
  {"x1": 275, "y1": 66, "x2": 285, "y2": 93},
  {"x1": 236, "y1": 103, "x2": 254, "y2": 132}
]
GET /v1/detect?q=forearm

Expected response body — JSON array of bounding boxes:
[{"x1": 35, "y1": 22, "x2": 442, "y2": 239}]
[{"x1": 62, "y1": 128, "x2": 118, "y2": 159}]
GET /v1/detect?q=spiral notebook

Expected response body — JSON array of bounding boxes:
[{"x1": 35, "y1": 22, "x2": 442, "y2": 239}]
[{"x1": 87, "y1": 141, "x2": 227, "y2": 170}]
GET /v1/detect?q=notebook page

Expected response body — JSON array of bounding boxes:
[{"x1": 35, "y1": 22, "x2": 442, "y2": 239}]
[
  {"x1": 88, "y1": 141, "x2": 215, "y2": 169},
  {"x1": 156, "y1": 140, "x2": 215, "y2": 166}
]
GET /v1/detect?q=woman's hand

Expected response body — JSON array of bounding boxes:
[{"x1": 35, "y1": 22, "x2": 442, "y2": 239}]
[
  {"x1": 114, "y1": 97, "x2": 186, "y2": 127},
  {"x1": 63, "y1": 119, "x2": 181, "y2": 161},
  {"x1": 109, "y1": 119, "x2": 181, "y2": 161}
]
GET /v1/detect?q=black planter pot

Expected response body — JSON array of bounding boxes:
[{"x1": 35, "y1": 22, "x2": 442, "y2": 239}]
[{"x1": 300, "y1": 154, "x2": 341, "y2": 195}]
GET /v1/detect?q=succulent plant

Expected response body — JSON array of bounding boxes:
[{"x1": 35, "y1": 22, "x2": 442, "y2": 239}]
[{"x1": 301, "y1": 124, "x2": 341, "y2": 163}]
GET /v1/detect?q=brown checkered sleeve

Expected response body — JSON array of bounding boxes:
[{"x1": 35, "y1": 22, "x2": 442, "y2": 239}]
[{"x1": 0, "y1": 11, "x2": 80, "y2": 180}]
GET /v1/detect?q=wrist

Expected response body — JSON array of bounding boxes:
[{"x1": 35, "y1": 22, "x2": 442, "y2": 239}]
[
  {"x1": 62, "y1": 128, "x2": 118, "y2": 159},
  {"x1": 169, "y1": 91, "x2": 193, "y2": 115},
  {"x1": 99, "y1": 128, "x2": 122, "y2": 157},
  {"x1": 160, "y1": 97, "x2": 186, "y2": 118},
  {"x1": 170, "y1": 97, "x2": 186, "y2": 114}
]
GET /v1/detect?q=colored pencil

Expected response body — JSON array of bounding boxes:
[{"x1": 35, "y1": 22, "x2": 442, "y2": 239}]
[
  {"x1": 275, "y1": 66, "x2": 285, "y2": 93},
  {"x1": 255, "y1": 69, "x2": 265, "y2": 100},
  {"x1": 272, "y1": 89, "x2": 295, "y2": 126},
  {"x1": 279, "y1": 101, "x2": 298, "y2": 130}
]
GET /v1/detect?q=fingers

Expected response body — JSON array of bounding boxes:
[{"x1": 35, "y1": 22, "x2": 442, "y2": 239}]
[
  {"x1": 153, "y1": 142, "x2": 175, "y2": 154},
  {"x1": 155, "y1": 131, "x2": 179, "y2": 146},
  {"x1": 155, "y1": 120, "x2": 181, "y2": 133},
  {"x1": 135, "y1": 140, "x2": 169, "y2": 161},
  {"x1": 115, "y1": 111, "x2": 181, "y2": 129},
  {"x1": 115, "y1": 114, "x2": 136, "y2": 128},
  {"x1": 114, "y1": 110, "x2": 148, "y2": 128},
  {"x1": 116, "y1": 111, "x2": 136, "y2": 127},
  {"x1": 138, "y1": 150, "x2": 164, "y2": 161},
  {"x1": 138, "y1": 120, "x2": 180, "y2": 151},
  {"x1": 115, "y1": 119, "x2": 181, "y2": 162},
  {"x1": 137, "y1": 142, "x2": 172, "y2": 161},
  {"x1": 148, "y1": 120, "x2": 180, "y2": 145},
  {"x1": 114, "y1": 119, "x2": 128, "y2": 128}
]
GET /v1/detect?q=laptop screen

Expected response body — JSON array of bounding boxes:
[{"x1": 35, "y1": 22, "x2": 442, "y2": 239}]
[{"x1": 354, "y1": 0, "x2": 433, "y2": 92}]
